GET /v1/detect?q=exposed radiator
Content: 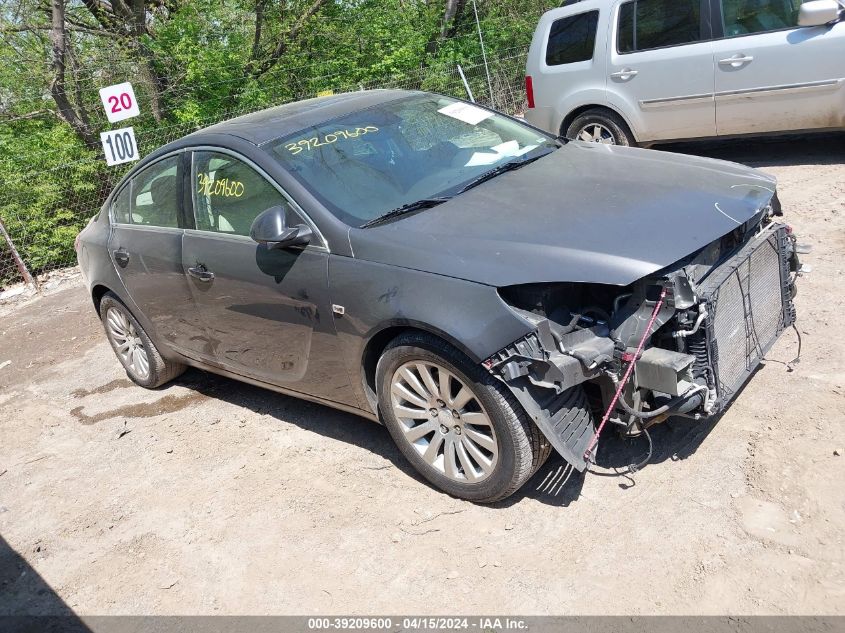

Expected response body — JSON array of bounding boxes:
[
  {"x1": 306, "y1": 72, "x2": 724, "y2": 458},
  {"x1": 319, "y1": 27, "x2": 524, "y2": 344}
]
[{"x1": 697, "y1": 224, "x2": 796, "y2": 410}]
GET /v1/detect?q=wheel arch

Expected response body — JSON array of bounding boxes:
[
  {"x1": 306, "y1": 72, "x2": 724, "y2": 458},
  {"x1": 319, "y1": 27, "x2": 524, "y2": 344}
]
[
  {"x1": 560, "y1": 104, "x2": 638, "y2": 142},
  {"x1": 91, "y1": 283, "x2": 114, "y2": 313},
  {"x1": 360, "y1": 323, "x2": 481, "y2": 415}
]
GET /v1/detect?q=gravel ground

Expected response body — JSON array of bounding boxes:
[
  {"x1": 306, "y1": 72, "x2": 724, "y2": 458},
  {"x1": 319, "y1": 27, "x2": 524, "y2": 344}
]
[{"x1": 1, "y1": 134, "x2": 843, "y2": 616}]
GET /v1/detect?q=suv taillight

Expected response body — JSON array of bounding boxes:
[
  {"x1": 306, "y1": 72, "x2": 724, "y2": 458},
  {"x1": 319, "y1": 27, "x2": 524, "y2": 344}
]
[{"x1": 525, "y1": 75, "x2": 535, "y2": 109}]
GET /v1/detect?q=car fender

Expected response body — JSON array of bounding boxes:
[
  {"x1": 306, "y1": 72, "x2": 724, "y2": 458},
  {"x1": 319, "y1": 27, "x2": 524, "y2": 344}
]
[
  {"x1": 604, "y1": 86, "x2": 647, "y2": 141},
  {"x1": 328, "y1": 255, "x2": 535, "y2": 413}
]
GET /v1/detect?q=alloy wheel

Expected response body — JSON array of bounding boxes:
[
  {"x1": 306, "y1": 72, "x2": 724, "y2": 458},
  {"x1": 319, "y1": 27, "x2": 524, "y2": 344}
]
[
  {"x1": 106, "y1": 306, "x2": 150, "y2": 379},
  {"x1": 390, "y1": 361, "x2": 499, "y2": 483},
  {"x1": 577, "y1": 123, "x2": 616, "y2": 144}
]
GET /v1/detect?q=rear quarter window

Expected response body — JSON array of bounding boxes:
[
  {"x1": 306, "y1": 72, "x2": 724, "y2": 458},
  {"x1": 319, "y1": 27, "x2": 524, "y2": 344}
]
[
  {"x1": 111, "y1": 184, "x2": 131, "y2": 224},
  {"x1": 545, "y1": 10, "x2": 600, "y2": 66}
]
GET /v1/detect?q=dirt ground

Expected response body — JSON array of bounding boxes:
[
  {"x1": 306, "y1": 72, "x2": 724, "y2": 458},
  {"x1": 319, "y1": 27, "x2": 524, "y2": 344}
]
[{"x1": 1, "y1": 134, "x2": 844, "y2": 616}]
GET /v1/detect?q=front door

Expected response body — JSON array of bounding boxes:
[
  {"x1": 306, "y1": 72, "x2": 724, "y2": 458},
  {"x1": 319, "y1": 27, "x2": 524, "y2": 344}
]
[
  {"x1": 182, "y1": 149, "x2": 354, "y2": 404},
  {"x1": 607, "y1": 0, "x2": 716, "y2": 142},
  {"x1": 713, "y1": 0, "x2": 845, "y2": 136},
  {"x1": 108, "y1": 153, "x2": 210, "y2": 357}
]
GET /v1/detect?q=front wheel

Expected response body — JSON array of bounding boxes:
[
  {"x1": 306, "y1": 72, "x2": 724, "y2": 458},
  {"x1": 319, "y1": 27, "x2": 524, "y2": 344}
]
[{"x1": 376, "y1": 332, "x2": 551, "y2": 503}]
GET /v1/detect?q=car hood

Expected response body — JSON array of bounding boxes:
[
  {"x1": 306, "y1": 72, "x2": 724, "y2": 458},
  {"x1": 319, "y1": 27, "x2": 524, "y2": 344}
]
[{"x1": 348, "y1": 143, "x2": 777, "y2": 287}]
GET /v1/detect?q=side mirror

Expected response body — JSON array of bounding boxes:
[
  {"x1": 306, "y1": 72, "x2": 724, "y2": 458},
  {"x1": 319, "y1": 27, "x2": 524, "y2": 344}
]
[
  {"x1": 250, "y1": 205, "x2": 312, "y2": 249},
  {"x1": 798, "y1": 0, "x2": 840, "y2": 26}
]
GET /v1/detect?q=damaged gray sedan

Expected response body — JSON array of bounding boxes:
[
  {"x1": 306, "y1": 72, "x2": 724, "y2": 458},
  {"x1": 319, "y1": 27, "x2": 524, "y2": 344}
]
[{"x1": 76, "y1": 90, "x2": 800, "y2": 502}]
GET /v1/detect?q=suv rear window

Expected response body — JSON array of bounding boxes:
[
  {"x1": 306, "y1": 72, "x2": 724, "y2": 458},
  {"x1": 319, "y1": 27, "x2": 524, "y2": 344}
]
[
  {"x1": 546, "y1": 10, "x2": 600, "y2": 66},
  {"x1": 618, "y1": 0, "x2": 702, "y2": 53}
]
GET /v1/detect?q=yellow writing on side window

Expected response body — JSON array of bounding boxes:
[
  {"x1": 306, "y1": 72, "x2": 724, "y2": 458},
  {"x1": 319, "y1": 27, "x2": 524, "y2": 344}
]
[
  {"x1": 197, "y1": 173, "x2": 245, "y2": 198},
  {"x1": 284, "y1": 126, "x2": 379, "y2": 155}
]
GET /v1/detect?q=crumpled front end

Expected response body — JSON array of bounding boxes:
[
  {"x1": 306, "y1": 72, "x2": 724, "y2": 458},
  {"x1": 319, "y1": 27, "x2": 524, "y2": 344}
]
[{"x1": 484, "y1": 205, "x2": 800, "y2": 471}]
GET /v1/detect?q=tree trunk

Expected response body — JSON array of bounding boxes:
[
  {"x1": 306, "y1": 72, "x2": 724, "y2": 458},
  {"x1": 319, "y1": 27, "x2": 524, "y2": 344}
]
[
  {"x1": 49, "y1": 0, "x2": 98, "y2": 148},
  {"x1": 427, "y1": 0, "x2": 467, "y2": 56}
]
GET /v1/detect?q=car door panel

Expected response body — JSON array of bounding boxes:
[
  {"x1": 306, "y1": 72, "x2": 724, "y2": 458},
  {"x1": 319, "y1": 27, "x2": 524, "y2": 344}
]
[
  {"x1": 607, "y1": 0, "x2": 717, "y2": 142},
  {"x1": 108, "y1": 155, "x2": 210, "y2": 358},
  {"x1": 713, "y1": 2, "x2": 845, "y2": 135},
  {"x1": 182, "y1": 149, "x2": 356, "y2": 405}
]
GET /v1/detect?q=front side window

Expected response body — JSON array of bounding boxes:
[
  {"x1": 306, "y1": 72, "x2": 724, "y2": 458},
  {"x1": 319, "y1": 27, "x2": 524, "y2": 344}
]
[
  {"x1": 618, "y1": 0, "x2": 702, "y2": 53},
  {"x1": 192, "y1": 152, "x2": 295, "y2": 237},
  {"x1": 265, "y1": 95, "x2": 558, "y2": 227},
  {"x1": 546, "y1": 11, "x2": 600, "y2": 66},
  {"x1": 721, "y1": 0, "x2": 805, "y2": 36},
  {"x1": 129, "y1": 156, "x2": 181, "y2": 228}
]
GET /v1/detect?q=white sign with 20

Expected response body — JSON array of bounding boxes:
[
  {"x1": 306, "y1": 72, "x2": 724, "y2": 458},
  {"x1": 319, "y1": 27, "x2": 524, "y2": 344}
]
[{"x1": 98, "y1": 82, "x2": 140, "y2": 123}]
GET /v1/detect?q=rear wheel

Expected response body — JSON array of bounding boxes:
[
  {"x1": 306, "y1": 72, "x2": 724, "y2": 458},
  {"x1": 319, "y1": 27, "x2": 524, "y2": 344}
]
[
  {"x1": 566, "y1": 108, "x2": 635, "y2": 146},
  {"x1": 99, "y1": 292, "x2": 185, "y2": 388},
  {"x1": 376, "y1": 332, "x2": 551, "y2": 503}
]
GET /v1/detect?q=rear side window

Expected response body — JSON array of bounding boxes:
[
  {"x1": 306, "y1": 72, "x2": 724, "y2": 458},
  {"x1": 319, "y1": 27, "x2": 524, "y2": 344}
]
[
  {"x1": 546, "y1": 11, "x2": 600, "y2": 66},
  {"x1": 129, "y1": 156, "x2": 181, "y2": 228},
  {"x1": 618, "y1": 0, "x2": 702, "y2": 53}
]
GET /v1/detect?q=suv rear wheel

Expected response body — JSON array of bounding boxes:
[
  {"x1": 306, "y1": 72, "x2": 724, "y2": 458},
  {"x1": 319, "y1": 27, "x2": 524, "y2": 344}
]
[
  {"x1": 376, "y1": 332, "x2": 551, "y2": 503},
  {"x1": 567, "y1": 108, "x2": 635, "y2": 146}
]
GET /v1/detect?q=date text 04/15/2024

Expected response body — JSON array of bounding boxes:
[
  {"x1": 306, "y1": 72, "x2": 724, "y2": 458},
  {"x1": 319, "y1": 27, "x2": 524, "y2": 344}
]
[{"x1": 307, "y1": 618, "x2": 528, "y2": 631}]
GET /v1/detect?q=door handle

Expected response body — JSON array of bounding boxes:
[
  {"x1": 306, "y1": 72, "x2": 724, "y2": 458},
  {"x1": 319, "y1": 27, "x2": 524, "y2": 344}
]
[
  {"x1": 188, "y1": 265, "x2": 215, "y2": 282},
  {"x1": 113, "y1": 248, "x2": 129, "y2": 267},
  {"x1": 610, "y1": 68, "x2": 638, "y2": 80},
  {"x1": 719, "y1": 54, "x2": 754, "y2": 67}
]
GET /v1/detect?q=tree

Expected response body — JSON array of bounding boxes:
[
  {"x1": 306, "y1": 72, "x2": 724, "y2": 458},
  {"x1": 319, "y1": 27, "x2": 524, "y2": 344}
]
[
  {"x1": 48, "y1": 0, "x2": 97, "y2": 146},
  {"x1": 244, "y1": 0, "x2": 330, "y2": 79}
]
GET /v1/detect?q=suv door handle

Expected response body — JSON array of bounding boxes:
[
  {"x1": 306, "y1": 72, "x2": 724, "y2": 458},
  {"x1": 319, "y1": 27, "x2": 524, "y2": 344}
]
[
  {"x1": 188, "y1": 265, "x2": 215, "y2": 282},
  {"x1": 719, "y1": 54, "x2": 754, "y2": 67},
  {"x1": 610, "y1": 68, "x2": 638, "y2": 80},
  {"x1": 113, "y1": 248, "x2": 129, "y2": 267}
]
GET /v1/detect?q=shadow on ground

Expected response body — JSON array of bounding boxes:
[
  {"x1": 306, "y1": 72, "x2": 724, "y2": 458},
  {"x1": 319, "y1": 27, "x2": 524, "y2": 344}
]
[
  {"x1": 0, "y1": 535, "x2": 90, "y2": 631},
  {"x1": 155, "y1": 367, "x2": 729, "y2": 508},
  {"x1": 662, "y1": 131, "x2": 845, "y2": 168}
]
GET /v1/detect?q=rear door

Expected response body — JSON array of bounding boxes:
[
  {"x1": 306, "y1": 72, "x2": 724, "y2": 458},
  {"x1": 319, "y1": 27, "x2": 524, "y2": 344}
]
[
  {"x1": 607, "y1": 0, "x2": 717, "y2": 141},
  {"x1": 182, "y1": 149, "x2": 354, "y2": 403},
  {"x1": 712, "y1": 0, "x2": 845, "y2": 136},
  {"x1": 108, "y1": 153, "x2": 210, "y2": 357}
]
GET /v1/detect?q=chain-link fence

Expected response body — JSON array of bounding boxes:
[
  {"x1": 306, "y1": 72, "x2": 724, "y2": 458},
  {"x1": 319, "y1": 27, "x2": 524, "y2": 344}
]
[{"x1": 0, "y1": 50, "x2": 528, "y2": 292}]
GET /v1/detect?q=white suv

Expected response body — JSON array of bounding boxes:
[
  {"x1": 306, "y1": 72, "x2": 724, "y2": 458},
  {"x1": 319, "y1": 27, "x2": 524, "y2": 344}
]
[{"x1": 524, "y1": 0, "x2": 845, "y2": 146}]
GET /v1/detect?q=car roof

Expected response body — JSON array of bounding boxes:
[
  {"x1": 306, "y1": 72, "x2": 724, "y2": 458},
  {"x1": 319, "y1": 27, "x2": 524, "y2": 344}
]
[{"x1": 183, "y1": 88, "x2": 418, "y2": 147}]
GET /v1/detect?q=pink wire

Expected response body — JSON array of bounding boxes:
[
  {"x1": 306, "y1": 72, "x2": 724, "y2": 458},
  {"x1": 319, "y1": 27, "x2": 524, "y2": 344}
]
[{"x1": 583, "y1": 287, "x2": 668, "y2": 462}]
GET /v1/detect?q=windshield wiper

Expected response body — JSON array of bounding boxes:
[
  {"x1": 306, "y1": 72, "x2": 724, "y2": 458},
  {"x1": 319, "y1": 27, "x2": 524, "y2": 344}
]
[
  {"x1": 456, "y1": 151, "x2": 551, "y2": 196},
  {"x1": 360, "y1": 197, "x2": 452, "y2": 228}
]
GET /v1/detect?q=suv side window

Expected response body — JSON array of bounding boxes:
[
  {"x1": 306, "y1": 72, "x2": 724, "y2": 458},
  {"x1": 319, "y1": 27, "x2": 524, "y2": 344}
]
[
  {"x1": 618, "y1": 0, "x2": 702, "y2": 53},
  {"x1": 546, "y1": 10, "x2": 600, "y2": 66},
  {"x1": 721, "y1": 0, "x2": 804, "y2": 37},
  {"x1": 192, "y1": 151, "x2": 299, "y2": 237},
  {"x1": 129, "y1": 156, "x2": 181, "y2": 228}
]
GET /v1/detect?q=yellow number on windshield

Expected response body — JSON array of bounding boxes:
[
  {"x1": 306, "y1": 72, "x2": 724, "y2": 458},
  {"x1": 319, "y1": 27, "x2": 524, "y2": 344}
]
[{"x1": 284, "y1": 126, "x2": 379, "y2": 154}]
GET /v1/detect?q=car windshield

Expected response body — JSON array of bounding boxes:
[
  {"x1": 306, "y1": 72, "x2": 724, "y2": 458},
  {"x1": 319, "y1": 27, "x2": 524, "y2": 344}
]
[{"x1": 265, "y1": 94, "x2": 559, "y2": 227}]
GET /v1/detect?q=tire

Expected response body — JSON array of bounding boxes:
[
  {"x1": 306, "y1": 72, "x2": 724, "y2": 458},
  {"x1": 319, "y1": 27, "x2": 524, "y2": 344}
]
[
  {"x1": 99, "y1": 292, "x2": 186, "y2": 389},
  {"x1": 566, "y1": 108, "x2": 635, "y2": 146},
  {"x1": 376, "y1": 332, "x2": 552, "y2": 503}
]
